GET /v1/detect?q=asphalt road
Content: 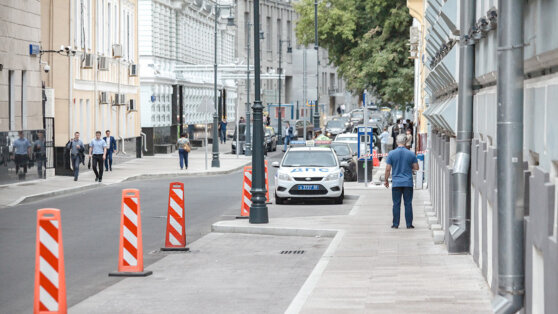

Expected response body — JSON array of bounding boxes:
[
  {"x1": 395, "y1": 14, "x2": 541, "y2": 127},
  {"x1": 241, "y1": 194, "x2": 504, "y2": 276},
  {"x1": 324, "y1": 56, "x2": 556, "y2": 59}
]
[{"x1": 0, "y1": 149, "x2": 358, "y2": 313}]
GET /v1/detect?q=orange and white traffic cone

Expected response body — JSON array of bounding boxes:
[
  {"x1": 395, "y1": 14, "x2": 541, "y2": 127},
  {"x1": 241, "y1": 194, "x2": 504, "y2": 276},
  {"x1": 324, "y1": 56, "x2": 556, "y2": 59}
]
[
  {"x1": 237, "y1": 166, "x2": 252, "y2": 219},
  {"x1": 161, "y1": 182, "x2": 189, "y2": 251},
  {"x1": 109, "y1": 189, "x2": 152, "y2": 277},
  {"x1": 373, "y1": 149, "x2": 380, "y2": 167},
  {"x1": 265, "y1": 160, "x2": 271, "y2": 203},
  {"x1": 34, "y1": 208, "x2": 67, "y2": 314}
]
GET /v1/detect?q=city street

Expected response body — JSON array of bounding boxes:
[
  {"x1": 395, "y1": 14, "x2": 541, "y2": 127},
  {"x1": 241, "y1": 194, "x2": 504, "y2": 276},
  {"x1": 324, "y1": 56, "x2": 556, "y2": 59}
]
[{"x1": 0, "y1": 150, "x2": 359, "y2": 313}]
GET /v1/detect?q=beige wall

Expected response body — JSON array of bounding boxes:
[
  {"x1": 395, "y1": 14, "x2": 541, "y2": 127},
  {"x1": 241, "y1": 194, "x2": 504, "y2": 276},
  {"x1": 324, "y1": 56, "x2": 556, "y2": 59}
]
[
  {"x1": 0, "y1": 0, "x2": 43, "y2": 132},
  {"x1": 41, "y1": 0, "x2": 140, "y2": 145}
]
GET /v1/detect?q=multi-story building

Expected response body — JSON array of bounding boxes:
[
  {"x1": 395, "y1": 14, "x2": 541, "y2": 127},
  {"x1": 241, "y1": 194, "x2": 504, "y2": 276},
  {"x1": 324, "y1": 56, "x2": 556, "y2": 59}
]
[
  {"x1": 138, "y1": 0, "x2": 237, "y2": 154},
  {"x1": 235, "y1": 0, "x2": 348, "y2": 130},
  {"x1": 0, "y1": 0, "x2": 45, "y2": 183},
  {"x1": 409, "y1": 0, "x2": 558, "y2": 312},
  {"x1": 41, "y1": 0, "x2": 141, "y2": 174}
]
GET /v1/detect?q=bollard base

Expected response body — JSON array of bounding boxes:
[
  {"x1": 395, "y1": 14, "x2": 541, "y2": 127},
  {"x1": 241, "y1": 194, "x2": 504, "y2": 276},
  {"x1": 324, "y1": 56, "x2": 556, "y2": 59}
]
[
  {"x1": 160, "y1": 247, "x2": 190, "y2": 252},
  {"x1": 109, "y1": 270, "x2": 153, "y2": 277},
  {"x1": 236, "y1": 216, "x2": 249, "y2": 219}
]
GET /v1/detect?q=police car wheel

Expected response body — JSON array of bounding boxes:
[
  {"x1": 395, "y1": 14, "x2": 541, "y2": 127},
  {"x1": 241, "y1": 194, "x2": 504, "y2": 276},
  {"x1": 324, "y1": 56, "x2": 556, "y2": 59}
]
[
  {"x1": 275, "y1": 193, "x2": 285, "y2": 205},
  {"x1": 334, "y1": 189, "x2": 344, "y2": 204}
]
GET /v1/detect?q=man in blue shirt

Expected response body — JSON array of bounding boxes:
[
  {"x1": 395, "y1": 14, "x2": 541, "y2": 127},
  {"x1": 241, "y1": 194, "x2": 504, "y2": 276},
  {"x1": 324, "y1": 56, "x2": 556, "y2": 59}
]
[
  {"x1": 89, "y1": 131, "x2": 107, "y2": 182},
  {"x1": 385, "y1": 134, "x2": 419, "y2": 229},
  {"x1": 378, "y1": 127, "x2": 390, "y2": 161},
  {"x1": 12, "y1": 131, "x2": 31, "y2": 179}
]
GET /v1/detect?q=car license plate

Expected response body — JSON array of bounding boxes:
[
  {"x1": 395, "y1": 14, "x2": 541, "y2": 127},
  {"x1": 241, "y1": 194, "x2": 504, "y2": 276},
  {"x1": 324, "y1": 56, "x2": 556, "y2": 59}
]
[{"x1": 298, "y1": 185, "x2": 320, "y2": 190}]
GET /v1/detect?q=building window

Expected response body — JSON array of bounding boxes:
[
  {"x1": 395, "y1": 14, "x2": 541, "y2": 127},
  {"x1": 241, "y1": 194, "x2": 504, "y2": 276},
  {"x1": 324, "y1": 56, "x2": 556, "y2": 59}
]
[
  {"x1": 107, "y1": 2, "x2": 111, "y2": 55},
  {"x1": 266, "y1": 17, "x2": 271, "y2": 52},
  {"x1": 21, "y1": 71, "x2": 27, "y2": 129},
  {"x1": 8, "y1": 70, "x2": 15, "y2": 130}
]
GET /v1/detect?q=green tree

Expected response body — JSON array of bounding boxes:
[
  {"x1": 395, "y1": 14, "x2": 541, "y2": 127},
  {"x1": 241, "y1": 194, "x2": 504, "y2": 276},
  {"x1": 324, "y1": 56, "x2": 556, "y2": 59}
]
[{"x1": 294, "y1": 0, "x2": 413, "y2": 105}]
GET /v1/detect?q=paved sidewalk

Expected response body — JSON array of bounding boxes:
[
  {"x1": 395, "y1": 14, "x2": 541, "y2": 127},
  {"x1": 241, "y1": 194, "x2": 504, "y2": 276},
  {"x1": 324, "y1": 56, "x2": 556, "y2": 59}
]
[
  {"x1": 0, "y1": 144, "x2": 250, "y2": 207},
  {"x1": 213, "y1": 188, "x2": 493, "y2": 313}
]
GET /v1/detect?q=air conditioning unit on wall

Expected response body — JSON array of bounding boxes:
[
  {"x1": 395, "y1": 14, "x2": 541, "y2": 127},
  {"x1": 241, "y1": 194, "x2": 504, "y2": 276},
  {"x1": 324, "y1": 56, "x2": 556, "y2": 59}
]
[
  {"x1": 128, "y1": 99, "x2": 137, "y2": 111},
  {"x1": 82, "y1": 53, "x2": 94, "y2": 69},
  {"x1": 99, "y1": 91, "x2": 108, "y2": 104},
  {"x1": 113, "y1": 93, "x2": 126, "y2": 106},
  {"x1": 129, "y1": 64, "x2": 138, "y2": 76},
  {"x1": 98, "y1": 57, "x2": 109, "y2": 71},
  {"x1": 112, "y1": 44, "x2": 122, "y2": 58}
]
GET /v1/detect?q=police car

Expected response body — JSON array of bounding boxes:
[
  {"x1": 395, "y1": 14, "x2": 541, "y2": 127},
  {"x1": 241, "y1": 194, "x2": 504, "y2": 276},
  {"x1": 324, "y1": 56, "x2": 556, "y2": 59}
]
[{"x1": 272, "y1": 145, "x2": 345, "y2": 204}]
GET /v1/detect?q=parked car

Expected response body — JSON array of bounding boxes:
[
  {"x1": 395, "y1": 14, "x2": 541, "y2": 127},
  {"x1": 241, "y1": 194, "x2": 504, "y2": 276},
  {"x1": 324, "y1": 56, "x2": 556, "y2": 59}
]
[
  {"x1": 333, "y1": 116, "x2": 353, "y2": 132},
  {"x1": 265, "y1": 127, "x2": 277, "y2": 152},
  {"x1": 334, "y1": 133, "x2": 358, "y2": 155},
  {"x1": 330, "y1": 142, "x2": 357, "y2": 181},
  {"x1": 349, "y1": 109, "x2": 364, "y2": 125},
  {"x1": 231, "y1": 123, "x2": 266, "y2": 154},
  {"x1": 294, "y1": 120, "x2": 314, "y2": 139},
  {"x1": 324, "y1": 119, "x2": 348, "y2": 138}
]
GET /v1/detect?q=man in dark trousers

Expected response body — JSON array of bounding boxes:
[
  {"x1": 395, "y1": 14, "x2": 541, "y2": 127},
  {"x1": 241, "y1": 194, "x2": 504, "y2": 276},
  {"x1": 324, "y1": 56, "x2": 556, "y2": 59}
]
[
  {"x1": 385, "y1": 134, "x2": 419, "y2": 229},
  {"x1": 103, "y1": 130, "x2": 117, "y2": 171},
  {"x1": 89, "y1": 131, "x2": 107, "y2": 182}
]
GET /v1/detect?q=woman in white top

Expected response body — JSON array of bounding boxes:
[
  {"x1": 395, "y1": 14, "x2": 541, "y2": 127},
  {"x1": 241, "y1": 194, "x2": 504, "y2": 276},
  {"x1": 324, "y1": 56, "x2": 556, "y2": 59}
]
[{"x1": 177, "y1": 133, "x2": 191, "y2": 170}]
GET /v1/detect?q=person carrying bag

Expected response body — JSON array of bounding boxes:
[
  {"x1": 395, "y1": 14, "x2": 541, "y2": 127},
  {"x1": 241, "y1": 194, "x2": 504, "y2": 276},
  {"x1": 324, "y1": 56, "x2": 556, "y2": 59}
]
[{"x1": 177, "y1": 133, "x2": 190, "y2": 170}]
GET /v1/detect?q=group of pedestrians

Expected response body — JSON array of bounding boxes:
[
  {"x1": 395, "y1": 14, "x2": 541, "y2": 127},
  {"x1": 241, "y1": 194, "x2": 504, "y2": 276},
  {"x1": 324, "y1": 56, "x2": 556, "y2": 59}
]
[
  {"x1": 11, "y1": 131, "x2": 46, "y2": 180},
  {"x1": 67, "y1": 130, "x2": 116, "y2": 182}
]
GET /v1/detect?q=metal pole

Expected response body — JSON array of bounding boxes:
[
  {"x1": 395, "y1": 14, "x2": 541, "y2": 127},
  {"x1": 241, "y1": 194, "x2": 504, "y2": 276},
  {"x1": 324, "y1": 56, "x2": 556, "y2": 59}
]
[
  {"x1": 212, "y1": 5, "x2": 221, "y2": 168},
  {"x1": 303, "y1": 48, "x2": 308, "y2": 139},
  {"x1": 448, "y1": 0, "x2": 475, "y2": 253},
  {"x1": 205, "y1": 98, "x2": 208, "y2": 170},
  {"x1": 249, "y1": 0, "x2": 268, "y2": 224},
  {"x1": 277, "y1": 39, "x2": 283, "y2": 145},
  {"x1": 493, "y1": 0, "x2": 525, "y2": 312},
  {"x1": 245, "y1": 18, "x2": 252, "y2": 156},
  {"x1": 313, "y1": 0, "x2": 320, "y2": 131},
  {"x1": 363, "y1": 90, "x2": 368, "y2": 187}
]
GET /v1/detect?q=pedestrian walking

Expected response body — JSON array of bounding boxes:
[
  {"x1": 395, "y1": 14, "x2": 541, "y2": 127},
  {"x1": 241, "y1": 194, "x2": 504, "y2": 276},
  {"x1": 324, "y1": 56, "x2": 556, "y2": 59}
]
[
  {"x1": 341, "y1": 104, "x2": 346, "y2": 114},
  {"x1": 12, "y1": 131, "x2": 31, "y2": 179},
  {"x1": 405, "y1": 128, "x2": 413, "y2": 150},
  {"x1": 336, "y1": 106, "x2": 341, "y2": 115},
  {"x1": 33, "y1": 131, "x2": 47, "y2": 178},
  {"x1": 177, "y1": 133, "x2": 190, "y2": 170},
  {"x1": 89, "y1": 131, "x2": 107, "y2": 182},
  {"x1": 67, "y1": 132, "x2": 84, "y2": 181},
  {"x1": 378, "y1": 127, "x2": 390, "y2": 161},
  {"x1": 103, "y1": 130, "x2": 117, "y2": 171},
  {"x1": 265, "y1": 115, "x2": 271, "y2": 126},
  {"x1": 391, "y1": 120, "x2": 401, "y2": 150},
  {"x1": 385, "y1": 134, "x2": 419, "y2": 229},
  {"x1": 219, "y1": 118, "x2": 228, "y2": 144},
  {"x1": 284, "y1": 122, "x2": 293, "y2": 152}
]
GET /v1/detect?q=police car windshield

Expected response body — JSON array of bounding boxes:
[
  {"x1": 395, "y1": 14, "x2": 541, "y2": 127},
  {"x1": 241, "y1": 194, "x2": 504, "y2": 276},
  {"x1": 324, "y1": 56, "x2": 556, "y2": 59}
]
[{"x1": 282, "y1": 151, "x2": 337, "y2": 167}]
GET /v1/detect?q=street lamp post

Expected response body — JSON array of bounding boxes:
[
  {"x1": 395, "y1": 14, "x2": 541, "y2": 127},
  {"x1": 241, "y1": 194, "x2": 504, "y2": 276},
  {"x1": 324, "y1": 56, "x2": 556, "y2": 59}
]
[
  {"x1": 313, "y1": 0, "x2": 320, "y2": 130},
  {"x1": 249, "y1": 0, "x2": 269, "y2": 224},
  {"x1": 277, "y1": 39, "x2": 291, "y2": 145},
  {"x1": 245, "y1": 20, "x2": 252, "y2": 156},
  {"x1": 212, "y1": 4, "x2": 235, "y2": 168}
]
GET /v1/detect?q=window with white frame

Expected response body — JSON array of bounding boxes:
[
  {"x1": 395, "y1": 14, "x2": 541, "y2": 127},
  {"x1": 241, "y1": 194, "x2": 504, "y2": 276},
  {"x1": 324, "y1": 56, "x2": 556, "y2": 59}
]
[
  {"x1": 75, "y1": 0, "x2": 92, "y2": 50},
  {"x1": 97, "y1": 0, "x2": 105, "y2": 54}
]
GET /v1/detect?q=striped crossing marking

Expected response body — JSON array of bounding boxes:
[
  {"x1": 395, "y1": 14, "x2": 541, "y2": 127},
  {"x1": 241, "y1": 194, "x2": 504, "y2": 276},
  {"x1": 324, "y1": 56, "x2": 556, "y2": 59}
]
[
  {"x1": 163, "y1": 182, "x2": 187, "y2": 249},
  {"x1": 34, "y1": 208, "x2": 66, "y2": 314}
]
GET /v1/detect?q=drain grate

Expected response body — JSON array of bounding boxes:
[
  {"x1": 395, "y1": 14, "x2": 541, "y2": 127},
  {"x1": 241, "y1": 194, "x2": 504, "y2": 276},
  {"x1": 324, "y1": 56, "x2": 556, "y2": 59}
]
[{"x1": 280, "y1": 250, "x2": 305, "y2": 255}]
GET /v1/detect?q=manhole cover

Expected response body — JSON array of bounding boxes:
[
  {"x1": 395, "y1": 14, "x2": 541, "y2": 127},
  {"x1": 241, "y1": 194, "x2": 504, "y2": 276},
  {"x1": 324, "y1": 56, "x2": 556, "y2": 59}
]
[{"x1": 280, "y1": 250, "x2": 305, "y2": 255}]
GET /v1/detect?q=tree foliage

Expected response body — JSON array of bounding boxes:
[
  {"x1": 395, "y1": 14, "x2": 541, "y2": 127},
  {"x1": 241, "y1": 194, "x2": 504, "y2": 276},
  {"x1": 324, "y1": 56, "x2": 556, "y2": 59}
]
[{"x1": 294, "y1": 0, "x2": 413, "y2": 105}]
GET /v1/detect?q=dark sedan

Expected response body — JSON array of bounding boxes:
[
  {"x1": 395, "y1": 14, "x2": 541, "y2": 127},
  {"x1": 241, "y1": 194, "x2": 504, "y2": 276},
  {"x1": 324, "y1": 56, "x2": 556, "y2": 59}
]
[{"x1": 331, "y1": 142, "x2": 357, "y2": 181}]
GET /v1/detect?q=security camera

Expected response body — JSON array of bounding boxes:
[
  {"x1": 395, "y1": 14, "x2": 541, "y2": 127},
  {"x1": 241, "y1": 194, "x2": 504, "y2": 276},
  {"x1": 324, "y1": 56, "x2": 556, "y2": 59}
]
[{"x1": 44, "y1": 64, "x2": 51, "y2": 73}]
